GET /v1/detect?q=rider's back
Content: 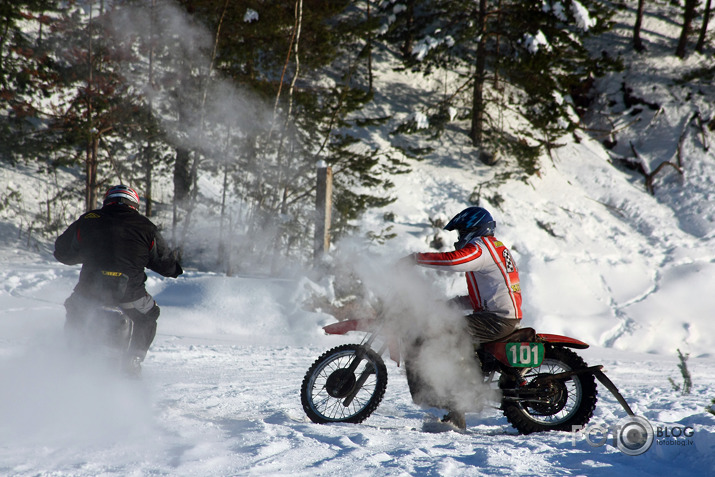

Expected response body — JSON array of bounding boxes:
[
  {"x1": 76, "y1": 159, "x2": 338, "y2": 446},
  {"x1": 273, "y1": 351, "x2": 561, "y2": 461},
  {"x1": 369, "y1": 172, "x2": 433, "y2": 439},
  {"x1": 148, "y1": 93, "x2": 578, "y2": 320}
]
[{"x1": 54, "y1": 205, "x2": 171, "y2": 303}]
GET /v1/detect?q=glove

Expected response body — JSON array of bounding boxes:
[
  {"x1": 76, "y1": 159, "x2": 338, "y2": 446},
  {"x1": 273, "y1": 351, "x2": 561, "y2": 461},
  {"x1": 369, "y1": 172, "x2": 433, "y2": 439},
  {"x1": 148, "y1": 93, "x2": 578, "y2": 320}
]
[
  {"x1": 174, "y1": 263, "x2": 184, "y2": 277},
  {"x1": 397, "y1": 253, "x2": 417, "y2": 270}
]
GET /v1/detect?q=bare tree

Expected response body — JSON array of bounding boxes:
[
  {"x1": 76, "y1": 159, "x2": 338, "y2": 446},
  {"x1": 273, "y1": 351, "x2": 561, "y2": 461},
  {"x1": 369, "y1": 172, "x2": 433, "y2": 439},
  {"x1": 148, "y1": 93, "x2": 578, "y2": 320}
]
[
  {"x1": 144, "y1": 0, "x2": 157, "y2": 217},
  {"x1": 85, "y1": 3, "x2": 99, "y2": 211},
  {"x1": 676, "y1": 0, "x2": 698, "y2": 58},
  {"x1": 470, "y1": 0, "x2": 488, "y2": 151},
  {"x1": 633, "y1": 0, "x2": 646, "y2": 52},
  {"x1": 696, "y1": 0, "x2": 713, "y2": 53}
]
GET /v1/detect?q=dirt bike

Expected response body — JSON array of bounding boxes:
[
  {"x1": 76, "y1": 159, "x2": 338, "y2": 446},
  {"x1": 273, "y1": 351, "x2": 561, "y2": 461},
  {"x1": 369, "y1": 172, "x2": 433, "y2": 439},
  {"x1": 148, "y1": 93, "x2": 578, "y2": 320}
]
[
  {"x1": 65, "y1": 304, "x2": 136, "y2": 363},
  {"x1": 300, "y1": 314, "x2": 635, "y2": 434}
]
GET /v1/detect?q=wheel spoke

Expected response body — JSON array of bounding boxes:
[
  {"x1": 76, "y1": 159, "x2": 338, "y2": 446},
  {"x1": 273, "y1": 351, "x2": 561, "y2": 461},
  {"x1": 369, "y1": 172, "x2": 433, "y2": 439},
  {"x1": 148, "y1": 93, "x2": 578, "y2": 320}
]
[
  {"x1": 520, "y1": 358, "x2": 581, "y2": 424},
  {"x1": 301, "y1": 345, "x2": 387, "y2": 423}
]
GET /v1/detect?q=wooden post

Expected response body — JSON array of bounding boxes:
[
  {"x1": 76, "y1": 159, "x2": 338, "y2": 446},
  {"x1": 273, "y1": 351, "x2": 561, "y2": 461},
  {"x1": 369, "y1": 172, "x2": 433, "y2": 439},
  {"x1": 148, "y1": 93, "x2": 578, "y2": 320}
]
[{"x1": 314, "y1": 160, "x2": 333, "y2": 266}]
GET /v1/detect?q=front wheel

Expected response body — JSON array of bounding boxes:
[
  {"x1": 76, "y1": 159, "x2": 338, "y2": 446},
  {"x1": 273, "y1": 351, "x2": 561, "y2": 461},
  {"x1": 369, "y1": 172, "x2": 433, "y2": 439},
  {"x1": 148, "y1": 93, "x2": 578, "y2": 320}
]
[
  {"x1": 301, "y1": 344, "x2": 388, "y2": 424},
  {"x1": 500, "y1": 346, "x2": 597, "y2": 434}
]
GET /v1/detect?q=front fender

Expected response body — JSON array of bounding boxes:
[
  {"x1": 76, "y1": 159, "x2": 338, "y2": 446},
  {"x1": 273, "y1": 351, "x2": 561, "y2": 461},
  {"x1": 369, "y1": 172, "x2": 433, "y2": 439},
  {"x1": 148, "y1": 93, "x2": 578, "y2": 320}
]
[
  {"x1": 322, "y1": 319, "x2": 376, "y2": 335},
  {"x1": 322, "y1": 319, "x2": 401, "y2": 365}
]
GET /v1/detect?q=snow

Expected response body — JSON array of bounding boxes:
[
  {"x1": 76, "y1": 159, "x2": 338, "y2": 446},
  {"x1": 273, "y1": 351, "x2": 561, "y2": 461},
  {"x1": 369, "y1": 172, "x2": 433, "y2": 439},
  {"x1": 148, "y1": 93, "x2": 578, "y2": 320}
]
[
  {"x1": 1, "y1": 258, "x2": 714, "y2": 476},
  {"x1": 570, "y1": 1, "x2": 596, "y2": 31},
  {"x1": 2, "y1": 1, "x2": 715, "y2": 476},
  {"x1": 244, "y1": 9, "x2": 259, "y2": 24},
  {"x1": 524, "y1": 31, "x2": 551, "y2": 54}
]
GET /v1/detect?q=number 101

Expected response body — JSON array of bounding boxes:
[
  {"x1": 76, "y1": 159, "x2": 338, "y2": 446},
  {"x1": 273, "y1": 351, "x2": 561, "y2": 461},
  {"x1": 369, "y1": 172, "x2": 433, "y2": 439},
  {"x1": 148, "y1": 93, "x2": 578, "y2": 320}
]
[{"x1": 506, "y1": 343, "x2": 544, "y2": 367}]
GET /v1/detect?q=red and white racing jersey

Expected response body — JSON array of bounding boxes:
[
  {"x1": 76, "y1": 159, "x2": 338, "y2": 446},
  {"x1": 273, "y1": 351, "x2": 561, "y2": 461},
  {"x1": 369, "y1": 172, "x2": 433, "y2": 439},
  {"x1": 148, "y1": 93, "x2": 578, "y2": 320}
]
[{"x1": 415, "y1": 236, "x2": 522, "y2": 319}]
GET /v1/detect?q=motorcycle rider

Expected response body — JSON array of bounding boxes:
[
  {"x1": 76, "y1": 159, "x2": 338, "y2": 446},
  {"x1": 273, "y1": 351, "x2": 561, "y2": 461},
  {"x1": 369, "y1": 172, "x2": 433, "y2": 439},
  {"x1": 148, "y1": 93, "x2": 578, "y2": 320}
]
[
  {"x1": 54, "y1": 185, "x2": 183, "y2": 376},
  {"x1": 402, "y1": 206, "x2": 522, "y2": 429}
]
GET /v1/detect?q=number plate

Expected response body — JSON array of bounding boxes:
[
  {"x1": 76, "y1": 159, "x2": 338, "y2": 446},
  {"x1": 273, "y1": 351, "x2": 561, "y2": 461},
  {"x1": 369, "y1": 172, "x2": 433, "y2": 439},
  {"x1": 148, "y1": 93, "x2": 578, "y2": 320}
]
[{"x1": 505, "y1": 342, "x2": 544, "y2": 367}]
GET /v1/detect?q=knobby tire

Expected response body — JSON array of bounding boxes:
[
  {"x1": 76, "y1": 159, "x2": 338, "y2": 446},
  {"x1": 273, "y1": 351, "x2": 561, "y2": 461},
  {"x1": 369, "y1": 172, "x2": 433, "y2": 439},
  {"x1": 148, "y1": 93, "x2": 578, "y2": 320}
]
[
  {"x1": 301, "y1": 344, "x2": 388, "y2": 424},
  {"x1": 501, "y1": 346, "x2": 598, "y2": 434}
]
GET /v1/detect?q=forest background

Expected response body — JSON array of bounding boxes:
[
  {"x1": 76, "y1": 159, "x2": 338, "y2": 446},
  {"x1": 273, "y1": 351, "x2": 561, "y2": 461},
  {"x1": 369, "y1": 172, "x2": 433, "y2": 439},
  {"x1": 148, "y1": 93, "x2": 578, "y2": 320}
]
[{"x1": 1, "y1": 0, "x2": 713, "y2": 275}]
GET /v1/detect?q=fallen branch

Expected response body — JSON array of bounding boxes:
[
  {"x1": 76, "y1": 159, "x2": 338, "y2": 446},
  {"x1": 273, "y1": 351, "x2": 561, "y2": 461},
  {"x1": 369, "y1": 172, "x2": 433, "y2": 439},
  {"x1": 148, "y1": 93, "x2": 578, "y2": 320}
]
[
  {"x1": 629, "y1": 142, "x2": 683, "y2": 194},
  {"x1": 645, "y1": 161, "x2": 683, "y2": 194}
]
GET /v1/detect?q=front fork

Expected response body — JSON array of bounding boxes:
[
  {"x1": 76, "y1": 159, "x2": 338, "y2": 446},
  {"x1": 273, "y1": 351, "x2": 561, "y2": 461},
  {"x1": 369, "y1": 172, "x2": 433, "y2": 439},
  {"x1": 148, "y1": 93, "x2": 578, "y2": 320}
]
[{"x1": 340, "y1": 329, "x2": 388, "y2": 408}]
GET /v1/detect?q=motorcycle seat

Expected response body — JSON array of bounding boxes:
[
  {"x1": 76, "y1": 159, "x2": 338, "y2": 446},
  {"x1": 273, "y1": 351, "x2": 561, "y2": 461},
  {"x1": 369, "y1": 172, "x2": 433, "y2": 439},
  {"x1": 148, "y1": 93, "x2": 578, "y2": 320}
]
[{"x1": 487, "y1": 327, "x2": 537, "y2": 343}]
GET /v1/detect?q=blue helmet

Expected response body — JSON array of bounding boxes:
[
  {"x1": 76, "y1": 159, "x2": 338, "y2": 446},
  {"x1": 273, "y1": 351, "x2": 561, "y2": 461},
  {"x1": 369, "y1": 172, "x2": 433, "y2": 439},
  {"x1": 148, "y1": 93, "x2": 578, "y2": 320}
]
[{"x1": 444, "y1": 207, "x2": 496, "y2": 249}]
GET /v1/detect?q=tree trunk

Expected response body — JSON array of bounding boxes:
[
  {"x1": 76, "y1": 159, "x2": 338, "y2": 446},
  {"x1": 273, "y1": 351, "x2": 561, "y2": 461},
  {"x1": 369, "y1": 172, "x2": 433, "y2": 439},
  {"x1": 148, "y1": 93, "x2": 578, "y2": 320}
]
[
  {"x1": 366, "y1": 0, "x2": 373, "y2": 93},
  {"x1": 85, "y1": 4, "x2": 97, "y2": 212},
  {"x1": 401, "y1": 0, "x2": 415, "y2": 58},
  {"x1": 144, "y1": 0, "x2": 157, "y2": 217},
  {"x1": 470, "y1": 0, "x2": 488, "y2": 149},
  {"x1": 86, "y1": 136, "x2": 99, "y2": 211},
  {"x1": 173, "y1": 147, "x2": 191, "y2": 204},
  {"x1": 696, "y1": 0, "x2": 712, "y2": 53},
  {"x1": 172, "y1": 145, "x2": 190, "y2": 245},
  {"x1": 676, "y1": 0, "x2": 698, "y2": 58},
  {"x1": 493, "y1": 0, "x2": 502, "y2": 89},
  {"x1": 633, "y1": 0, "x2": 646, "y2": 52},
  {"x1": 144, "y1": 143, "x2": 153, "y2": 217},
  {"x1": 0, "y1": 16, "x2": 11, "y2": 88}
]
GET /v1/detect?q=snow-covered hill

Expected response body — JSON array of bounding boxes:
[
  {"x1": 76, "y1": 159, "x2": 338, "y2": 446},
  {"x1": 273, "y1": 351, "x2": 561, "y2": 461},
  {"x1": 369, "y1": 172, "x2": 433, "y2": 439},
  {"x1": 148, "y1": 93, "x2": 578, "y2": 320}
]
[{"x1": 1, "y1": 1, "x2": 714, "y2": 475}]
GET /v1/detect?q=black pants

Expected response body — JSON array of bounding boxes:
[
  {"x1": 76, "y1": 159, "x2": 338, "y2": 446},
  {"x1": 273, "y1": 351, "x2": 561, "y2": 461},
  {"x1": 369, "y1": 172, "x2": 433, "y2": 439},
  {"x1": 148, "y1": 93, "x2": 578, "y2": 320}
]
[
  {"x1": 404, "y1": 312, "x2": 520, "y2": 409},
  {"x1": 122, "y1": 305, "x2": 159, "y2": 360},
  {"x1": 64, "y1": 292, "x2": 160, "y2": 360},
  {"x1": 464, "y1": 312, "x2": 520, "y2": 342}
]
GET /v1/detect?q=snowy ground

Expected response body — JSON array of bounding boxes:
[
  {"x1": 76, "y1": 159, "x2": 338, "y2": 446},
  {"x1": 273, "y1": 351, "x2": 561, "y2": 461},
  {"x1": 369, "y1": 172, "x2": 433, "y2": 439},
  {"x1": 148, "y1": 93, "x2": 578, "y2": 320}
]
[
  {"x1": 2, "y1": 1, "x2": 715, "y2": 475},
  {"x1": 1, "y1": 257, "x2": 714, "y2": 476}
]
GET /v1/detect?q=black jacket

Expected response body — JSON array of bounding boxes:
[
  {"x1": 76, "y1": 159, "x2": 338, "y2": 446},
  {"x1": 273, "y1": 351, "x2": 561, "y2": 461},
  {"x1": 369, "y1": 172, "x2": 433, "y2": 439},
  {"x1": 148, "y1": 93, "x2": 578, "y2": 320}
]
[{"x1": 54, "y1": 204, "x2": 183, "y2": 303}]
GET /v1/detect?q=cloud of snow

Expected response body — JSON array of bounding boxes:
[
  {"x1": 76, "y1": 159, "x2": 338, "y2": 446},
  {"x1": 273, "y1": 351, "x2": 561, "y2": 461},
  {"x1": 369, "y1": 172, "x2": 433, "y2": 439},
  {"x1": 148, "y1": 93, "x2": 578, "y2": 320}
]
[
  {"x1": 326, "y1": 238, "x2": 497, "y2": 414},
  {"x1": 106, "y1": 1, "x2": 303, "y2": 272},
  {"x1": 0, "y1": 336, "x2": 155, "y2": 448},
  {"x1": 105, "y1": 1, "x2": 273, "y2": 170}
]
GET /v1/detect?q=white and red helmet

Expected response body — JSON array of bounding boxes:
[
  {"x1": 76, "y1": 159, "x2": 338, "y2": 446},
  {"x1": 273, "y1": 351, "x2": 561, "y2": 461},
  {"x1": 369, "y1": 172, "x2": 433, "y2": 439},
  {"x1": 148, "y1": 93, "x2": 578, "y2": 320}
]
[{"x1": 103, "y1": 184, "x2": 140, "y2": 209}]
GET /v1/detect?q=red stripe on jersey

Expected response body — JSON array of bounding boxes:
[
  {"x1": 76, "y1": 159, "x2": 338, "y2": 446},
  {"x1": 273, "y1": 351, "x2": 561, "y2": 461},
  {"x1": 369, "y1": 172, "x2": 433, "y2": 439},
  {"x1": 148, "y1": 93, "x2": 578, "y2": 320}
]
[
  {"x1": 466, "y1": 271, "x2": 482, "y2": 309},
  {"x1": 415, "y1": 243, "x2": 482, "y2": 266},
  {"x1": 483, "y1": 237, "x2": 521, "y2": 318}
]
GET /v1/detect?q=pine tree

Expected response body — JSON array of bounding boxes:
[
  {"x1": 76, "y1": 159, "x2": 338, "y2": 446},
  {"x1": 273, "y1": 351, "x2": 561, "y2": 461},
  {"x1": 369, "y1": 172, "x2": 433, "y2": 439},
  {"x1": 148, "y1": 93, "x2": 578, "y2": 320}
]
[
  {"x1": 377, "y1": 0, "x2": 617, "y2": 172},
  {"x1": 48, "y1": 2, "x2": 153, "y2": 211},
  {"x1": 0, "y1": 0, "x2": 65, "y2": 165}
]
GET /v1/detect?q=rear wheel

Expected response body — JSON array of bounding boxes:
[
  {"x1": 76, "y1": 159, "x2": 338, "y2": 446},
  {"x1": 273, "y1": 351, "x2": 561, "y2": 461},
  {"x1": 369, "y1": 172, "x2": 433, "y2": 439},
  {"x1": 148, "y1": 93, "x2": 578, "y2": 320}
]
[
  {"x1": 501, "y1": 346, "x2": 597, "y2": 434},
  {"x1": 301, "y1": 344, "x2": 387, "y2": 424}
]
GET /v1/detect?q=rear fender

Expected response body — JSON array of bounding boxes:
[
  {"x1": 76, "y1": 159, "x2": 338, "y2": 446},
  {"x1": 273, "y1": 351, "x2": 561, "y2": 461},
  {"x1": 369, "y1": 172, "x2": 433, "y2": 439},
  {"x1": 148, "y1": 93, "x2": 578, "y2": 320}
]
[
  {"x1": 537, "y1": 333, "x2": 590, "y2": 349},
  {"x1": 482, "y1": 334, "x2": 589, "y2": 368}
]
